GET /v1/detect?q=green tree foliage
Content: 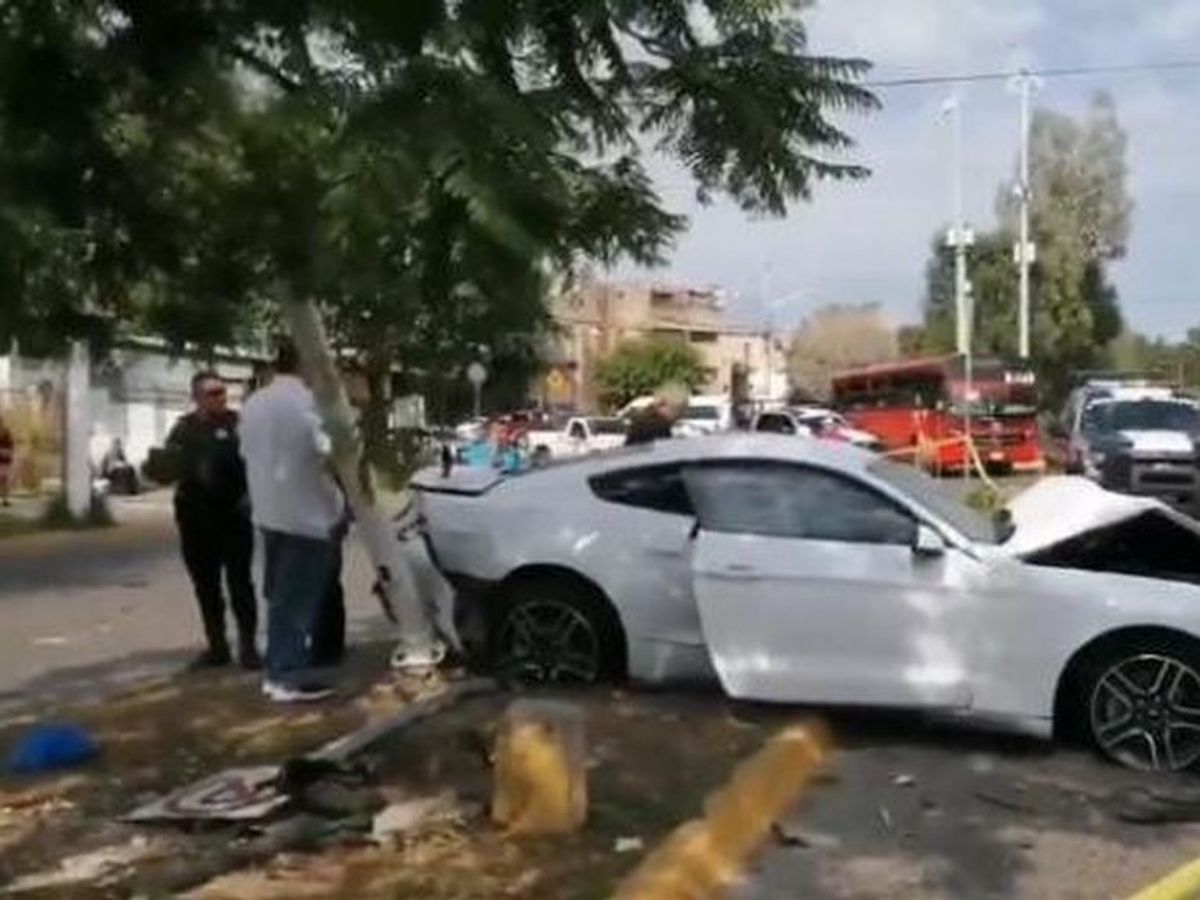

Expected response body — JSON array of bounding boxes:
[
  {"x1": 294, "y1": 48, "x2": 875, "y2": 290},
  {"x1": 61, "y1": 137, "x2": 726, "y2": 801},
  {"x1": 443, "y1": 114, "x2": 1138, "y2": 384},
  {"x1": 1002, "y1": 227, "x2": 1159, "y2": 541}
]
[
  {"x1": 914, "y1": 93, "x2": 1129, "y2": 406},
  {"x1": 0, "y1": 1, "x2": 878, "y2": 427},
  {"x1": 595, "y1": 338, "x2": 707, "y2": 408}
]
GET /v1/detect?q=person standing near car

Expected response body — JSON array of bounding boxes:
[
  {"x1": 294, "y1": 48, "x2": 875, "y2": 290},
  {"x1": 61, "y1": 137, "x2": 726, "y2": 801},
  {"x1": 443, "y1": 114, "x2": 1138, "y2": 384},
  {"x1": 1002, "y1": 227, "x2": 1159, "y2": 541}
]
[
  {"x1": 625, "y1": 385, "x2": 686, "y2": 446},
  {"x1": 0, "y1": 415, "x2": 14, "y2": 507},
  {"x1": 239, "y1": 340, "x2": 343, "y2": 703},
  {"x1": 158, "y1": 372, "x2": 260, "y2": 670}
]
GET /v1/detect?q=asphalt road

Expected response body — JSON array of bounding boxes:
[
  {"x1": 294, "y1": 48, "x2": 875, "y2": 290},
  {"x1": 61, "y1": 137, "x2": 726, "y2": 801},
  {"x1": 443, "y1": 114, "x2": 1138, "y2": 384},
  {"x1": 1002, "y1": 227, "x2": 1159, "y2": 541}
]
[
  {"x1": 0, "y1": 493, "x2": 381, "y2": 714},
  {"x1": 733, "y1": 707, "x2": 1200, "y2": 900}
]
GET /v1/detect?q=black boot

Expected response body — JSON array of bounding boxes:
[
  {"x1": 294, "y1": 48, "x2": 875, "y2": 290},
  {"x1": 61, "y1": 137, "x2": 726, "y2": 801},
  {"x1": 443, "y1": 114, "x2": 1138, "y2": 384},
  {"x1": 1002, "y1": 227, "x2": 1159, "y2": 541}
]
[
  {"x1": 188, "y1": 644, "x2": 232, "y2": 670},
  {"x1": 238, "y1": 635, "x2": 262, "y2": 671}
]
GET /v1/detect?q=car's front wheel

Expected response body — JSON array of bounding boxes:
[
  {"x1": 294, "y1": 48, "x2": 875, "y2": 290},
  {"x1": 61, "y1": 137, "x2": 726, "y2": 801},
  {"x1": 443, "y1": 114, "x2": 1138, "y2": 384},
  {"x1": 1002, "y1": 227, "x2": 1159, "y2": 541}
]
[
  {"x1": 490, "y1": 578, "x2": 624, "y2": 686},
  {"x1": 1081, "y1": 640, "x2": 1200, "y2": 771}
]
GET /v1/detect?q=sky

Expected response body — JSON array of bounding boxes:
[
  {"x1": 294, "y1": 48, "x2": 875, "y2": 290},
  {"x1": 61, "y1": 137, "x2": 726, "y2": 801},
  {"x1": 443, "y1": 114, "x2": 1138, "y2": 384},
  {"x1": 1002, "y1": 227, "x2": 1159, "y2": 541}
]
[{"x1": 622, "y1": 0, "x2": 1200, "y2": 340}]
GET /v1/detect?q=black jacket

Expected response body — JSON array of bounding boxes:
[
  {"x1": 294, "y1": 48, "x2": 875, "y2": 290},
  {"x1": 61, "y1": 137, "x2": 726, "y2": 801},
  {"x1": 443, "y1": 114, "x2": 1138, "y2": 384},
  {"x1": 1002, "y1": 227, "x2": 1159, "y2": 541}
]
[
  {"x1": 155, "y1": 410, "x2": 248, "y2": 514},
  {"x1": 625, "y1": 409, "x2": 674, "y2": 446}
]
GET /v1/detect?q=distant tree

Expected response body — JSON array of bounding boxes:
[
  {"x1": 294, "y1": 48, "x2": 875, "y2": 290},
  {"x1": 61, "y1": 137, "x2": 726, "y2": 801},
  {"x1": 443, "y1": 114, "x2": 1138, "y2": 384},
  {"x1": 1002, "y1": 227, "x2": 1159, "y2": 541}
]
[
  {"x1": 788, "y1": 303, "x2": 897, "y2": 398},
  {"x1": 595, "y1": 338, "x2": 707, "y2": 408}
]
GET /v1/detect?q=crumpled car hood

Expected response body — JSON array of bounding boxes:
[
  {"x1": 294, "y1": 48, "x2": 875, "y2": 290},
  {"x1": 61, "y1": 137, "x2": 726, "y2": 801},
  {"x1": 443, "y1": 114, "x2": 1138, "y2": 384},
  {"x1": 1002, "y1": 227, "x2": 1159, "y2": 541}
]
[{"x1": 1003, "y1": 475, "x2": 1200, "y2": 558}]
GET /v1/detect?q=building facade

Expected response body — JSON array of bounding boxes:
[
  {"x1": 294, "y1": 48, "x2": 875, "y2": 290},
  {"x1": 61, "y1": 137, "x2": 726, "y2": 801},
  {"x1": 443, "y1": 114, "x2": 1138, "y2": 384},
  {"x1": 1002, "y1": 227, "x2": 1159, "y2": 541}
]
[{"x1": 541, "y1": 280, "x2": 788, "y2": 411}]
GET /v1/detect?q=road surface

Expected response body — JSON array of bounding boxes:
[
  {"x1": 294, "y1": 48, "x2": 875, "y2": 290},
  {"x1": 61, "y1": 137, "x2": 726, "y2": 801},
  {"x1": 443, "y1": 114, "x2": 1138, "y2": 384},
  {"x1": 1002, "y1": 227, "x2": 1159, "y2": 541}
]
[{"x1": 0, "y1": 492, "x2": 382, "y2": 714}]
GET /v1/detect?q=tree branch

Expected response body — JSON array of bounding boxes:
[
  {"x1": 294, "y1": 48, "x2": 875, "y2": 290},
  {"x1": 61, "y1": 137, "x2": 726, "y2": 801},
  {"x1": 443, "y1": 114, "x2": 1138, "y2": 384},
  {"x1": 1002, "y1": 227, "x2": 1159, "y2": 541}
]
[{"x1": 225, "y1": 44, "x2": 302, "y2": 94}]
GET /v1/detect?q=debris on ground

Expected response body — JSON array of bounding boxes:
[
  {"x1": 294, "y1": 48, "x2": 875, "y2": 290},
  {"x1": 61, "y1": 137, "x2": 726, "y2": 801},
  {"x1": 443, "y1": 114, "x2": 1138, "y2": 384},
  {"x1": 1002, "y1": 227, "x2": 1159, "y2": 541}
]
[
  {"x1": 125, "y1": 766, "x2": 287, "y2": 823},
  {"x1": 3, "y1": 835, "x2": 161, "y2": 894},
  {"x1": 772, "y1": 820, "x2": 843, "y2": 851},
  {"x1": 876, "y1": 804, "x2": 892, "y2": 833},
  {"x1": 614, "y1": 836, "x2": 645, "y2": 854},
  {"x1": 973, "y1": 787, "x2": 1037, "y2": 815},
  {"x1": 892, "y1": 773, "x2": 916, "y2": 787},
  {"x1": 6, "y1": 722, "x2": 99, "y2": 774},
  {"x1": 371, "y1": 791, "x2": 462, "y2": 845},
  {"x1": 1113, "y1": 786, "x2": 1200, "y2": 824}
]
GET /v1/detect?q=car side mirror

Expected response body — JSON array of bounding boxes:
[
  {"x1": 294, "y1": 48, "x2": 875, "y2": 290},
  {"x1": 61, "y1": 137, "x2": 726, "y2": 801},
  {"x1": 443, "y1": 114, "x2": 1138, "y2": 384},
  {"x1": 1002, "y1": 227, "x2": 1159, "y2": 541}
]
[{"x1": 913, "y1": 524, "x2": 947, "y2": 558}]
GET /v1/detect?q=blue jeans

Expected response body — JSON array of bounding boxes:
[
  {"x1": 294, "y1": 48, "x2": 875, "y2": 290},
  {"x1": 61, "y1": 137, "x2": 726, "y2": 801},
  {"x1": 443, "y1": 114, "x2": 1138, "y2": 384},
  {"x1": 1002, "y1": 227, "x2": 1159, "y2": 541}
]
[{"x1": 261, "y1": 528, "x2": 338, "y2": 686}]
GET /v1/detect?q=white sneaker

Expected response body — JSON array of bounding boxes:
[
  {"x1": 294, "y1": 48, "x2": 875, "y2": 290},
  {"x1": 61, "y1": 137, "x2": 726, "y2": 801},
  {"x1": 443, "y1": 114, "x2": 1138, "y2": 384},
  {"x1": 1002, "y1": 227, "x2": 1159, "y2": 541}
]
[{"x1": 262, "y1": 681, "x2": 334, "y2": 703}]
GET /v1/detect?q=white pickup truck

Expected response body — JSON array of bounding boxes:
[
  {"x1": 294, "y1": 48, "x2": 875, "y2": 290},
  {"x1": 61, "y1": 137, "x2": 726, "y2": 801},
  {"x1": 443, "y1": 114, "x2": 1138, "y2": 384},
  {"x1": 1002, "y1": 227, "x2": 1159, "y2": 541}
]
[{"x1": 526, "y1": 416, "x2": 627, "y2": 463}]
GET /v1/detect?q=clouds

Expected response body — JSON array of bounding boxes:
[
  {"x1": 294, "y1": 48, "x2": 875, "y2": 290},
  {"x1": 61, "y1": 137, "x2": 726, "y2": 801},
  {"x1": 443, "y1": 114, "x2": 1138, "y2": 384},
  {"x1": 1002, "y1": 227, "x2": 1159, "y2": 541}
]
[
  {"x1": 622, "y1": 1, "x2": 1200, "y2": 339},
  {"x1": 806, "y1": 0, "x2": 1044, "y2": 71}
]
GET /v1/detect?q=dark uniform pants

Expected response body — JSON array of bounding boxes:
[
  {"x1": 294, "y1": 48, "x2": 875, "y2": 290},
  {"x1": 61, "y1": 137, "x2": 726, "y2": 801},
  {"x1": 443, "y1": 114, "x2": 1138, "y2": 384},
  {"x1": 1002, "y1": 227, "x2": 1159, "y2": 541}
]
[{"x1": 177, "y1": 506, "x2": 257, "y2": 653}]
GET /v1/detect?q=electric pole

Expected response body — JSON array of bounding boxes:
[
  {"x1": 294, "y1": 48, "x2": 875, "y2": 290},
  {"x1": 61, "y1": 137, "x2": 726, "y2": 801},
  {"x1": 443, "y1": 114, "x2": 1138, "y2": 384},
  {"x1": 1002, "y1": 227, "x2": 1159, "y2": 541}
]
[
  {"x1": 1009, "y1": 69, "x2": 1040, "y2": 360},
  {"x1": 942, "y1": 94, "x2": 975, "y2": 478},
  {"x1": 942, "y1": 95, "x2": 974, "y2": 356}
]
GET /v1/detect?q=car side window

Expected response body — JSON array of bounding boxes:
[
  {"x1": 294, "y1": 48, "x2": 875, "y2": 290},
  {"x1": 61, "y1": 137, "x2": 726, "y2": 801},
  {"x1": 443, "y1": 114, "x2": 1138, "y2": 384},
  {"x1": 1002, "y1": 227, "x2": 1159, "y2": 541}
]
[
  {"x1": 685, "y1": 461, "x2": 916, "y2": 545},
  {"x1": 589, "y1": 464, "x2": 695, "y2": 516},
  {"x1": 755, "y1": 413, "x2": 795, "y2": 435},
  {"x1": 569, "y1": 420, "x2": 587, "y2": 440}
]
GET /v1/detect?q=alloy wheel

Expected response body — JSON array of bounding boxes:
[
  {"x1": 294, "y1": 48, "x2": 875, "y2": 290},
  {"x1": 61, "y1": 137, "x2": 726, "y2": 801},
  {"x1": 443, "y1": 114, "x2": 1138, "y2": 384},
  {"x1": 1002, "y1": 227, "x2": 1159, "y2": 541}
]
[
  {"x1": 495, "y1": 598, "x2": 601, "y2": 685},
  {"x1": 1090, "y1": 652, "x2": 1200, "y2": 771}
]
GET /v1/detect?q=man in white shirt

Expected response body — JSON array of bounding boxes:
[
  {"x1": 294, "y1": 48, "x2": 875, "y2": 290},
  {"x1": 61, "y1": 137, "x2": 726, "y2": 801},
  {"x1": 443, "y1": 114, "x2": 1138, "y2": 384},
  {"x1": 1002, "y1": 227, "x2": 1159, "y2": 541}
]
[{"x1": 239, "y1": 341, "x2": 344, "y2": 702}]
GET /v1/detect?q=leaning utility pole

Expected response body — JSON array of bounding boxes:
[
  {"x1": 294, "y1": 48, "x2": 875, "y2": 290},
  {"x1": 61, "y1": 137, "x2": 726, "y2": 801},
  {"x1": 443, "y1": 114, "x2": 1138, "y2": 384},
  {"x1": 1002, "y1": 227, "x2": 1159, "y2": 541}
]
[{"x1": 1009, "y1": 69, "x2": 1040, "y2": 360}]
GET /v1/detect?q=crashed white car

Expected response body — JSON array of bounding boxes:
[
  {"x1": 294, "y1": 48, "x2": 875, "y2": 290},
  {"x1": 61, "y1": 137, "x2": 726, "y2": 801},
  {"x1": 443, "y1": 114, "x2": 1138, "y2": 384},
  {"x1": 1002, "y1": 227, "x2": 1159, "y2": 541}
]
[{"x1": 413, "y1": 434, "x2": 1200, "y2": 771}]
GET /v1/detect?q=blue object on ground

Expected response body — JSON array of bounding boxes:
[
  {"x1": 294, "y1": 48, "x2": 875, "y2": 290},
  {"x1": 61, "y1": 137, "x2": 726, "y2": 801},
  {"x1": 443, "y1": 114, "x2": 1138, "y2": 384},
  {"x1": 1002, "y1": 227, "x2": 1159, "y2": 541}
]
[{"x1": 7, "y1": 723, "x2": 100, "y2": 774}]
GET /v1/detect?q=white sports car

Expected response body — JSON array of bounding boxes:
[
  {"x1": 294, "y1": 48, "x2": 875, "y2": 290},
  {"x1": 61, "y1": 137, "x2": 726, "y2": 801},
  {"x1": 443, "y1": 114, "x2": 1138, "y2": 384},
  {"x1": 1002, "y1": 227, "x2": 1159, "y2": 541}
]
[{"x1": 413, "y1": 434, "x2": 1200, "y2": 771}]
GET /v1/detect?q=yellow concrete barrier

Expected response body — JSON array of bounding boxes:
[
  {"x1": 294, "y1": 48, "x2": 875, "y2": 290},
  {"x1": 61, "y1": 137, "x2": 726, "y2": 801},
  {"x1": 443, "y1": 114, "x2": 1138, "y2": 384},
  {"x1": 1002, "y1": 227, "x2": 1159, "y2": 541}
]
[
  {"x1": 613, "y1": 720, "x2": 831, "y2": 900},
  {"x1": 492, "y1": 699, "x2": 588, "y2": 835},
  {"x1": 1128, "y1": 857, "x2": 1200, "y2": 900}
]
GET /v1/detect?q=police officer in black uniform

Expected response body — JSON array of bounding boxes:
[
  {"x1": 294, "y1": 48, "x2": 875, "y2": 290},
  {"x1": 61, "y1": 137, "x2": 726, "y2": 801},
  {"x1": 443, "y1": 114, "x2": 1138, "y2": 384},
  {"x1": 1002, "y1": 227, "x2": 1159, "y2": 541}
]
[{"x1": 153, "y1": 371, "x2": 260, "y2": 669}]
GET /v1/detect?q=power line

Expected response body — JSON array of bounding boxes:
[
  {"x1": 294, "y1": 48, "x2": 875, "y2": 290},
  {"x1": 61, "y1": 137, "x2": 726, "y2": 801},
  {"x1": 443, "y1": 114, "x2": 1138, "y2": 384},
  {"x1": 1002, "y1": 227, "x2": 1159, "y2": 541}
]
[{"x1": 865, "y1": 59, "x2": 1200, "y2": 89}]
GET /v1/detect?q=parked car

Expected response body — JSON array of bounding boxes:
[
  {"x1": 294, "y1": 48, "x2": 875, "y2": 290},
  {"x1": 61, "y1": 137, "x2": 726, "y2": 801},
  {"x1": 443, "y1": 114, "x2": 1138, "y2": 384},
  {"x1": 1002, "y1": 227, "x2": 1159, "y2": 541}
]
[
  {"x1": 415, "y1": 434, "x2": 1200, "y2": 771},
  {"x1": 675, "y1": 394, "x2": 734, "y2": 436},
  {"x1": 750, "y1": 408, "x2": 814, "y2": 437},
  {"x1": 1067, "y1": 395, "x2": 1200, "y2": 511},
  {"x1": 792, "y1": 407, "x2": 884, "y2": 451},
  {"x1": 526, "y1": 415, "x2": 627, "y2": 463}
]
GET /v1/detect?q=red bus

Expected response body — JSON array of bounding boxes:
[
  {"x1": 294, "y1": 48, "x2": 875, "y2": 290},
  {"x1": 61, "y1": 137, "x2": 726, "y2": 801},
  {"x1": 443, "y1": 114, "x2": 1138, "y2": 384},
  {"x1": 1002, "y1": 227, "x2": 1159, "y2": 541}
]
[{"x1": 830, "y1": 356, "x2": 1045, "y2": 473}]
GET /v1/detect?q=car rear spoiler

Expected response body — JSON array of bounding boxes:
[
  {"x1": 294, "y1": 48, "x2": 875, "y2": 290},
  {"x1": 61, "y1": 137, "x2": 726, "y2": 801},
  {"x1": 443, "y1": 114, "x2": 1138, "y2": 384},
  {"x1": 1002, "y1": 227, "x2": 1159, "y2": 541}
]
[{"x1": 409, "y1": 465, "x2": 505, "y2": 496}]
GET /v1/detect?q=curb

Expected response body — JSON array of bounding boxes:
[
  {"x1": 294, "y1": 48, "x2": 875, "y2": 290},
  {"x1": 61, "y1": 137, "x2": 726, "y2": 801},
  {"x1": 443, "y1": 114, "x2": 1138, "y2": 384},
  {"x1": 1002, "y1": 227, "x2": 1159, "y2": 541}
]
[
  {"x1": 613, "y1": 719, "x2": 831, "y2": 900},
  {"x1": 1128, "y1": 858, "x2": 1200, "y2": 900}
]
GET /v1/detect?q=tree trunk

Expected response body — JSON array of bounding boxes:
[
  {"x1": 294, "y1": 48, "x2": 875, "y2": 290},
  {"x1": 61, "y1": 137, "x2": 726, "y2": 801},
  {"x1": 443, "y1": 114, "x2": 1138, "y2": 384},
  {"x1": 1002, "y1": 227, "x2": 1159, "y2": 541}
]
[
  {"x1": 64, "y1": 340, "x2": 92, "y2": 520},
  {"x1": 280, "y1": 297, "x2": 447, "y2": 669}
]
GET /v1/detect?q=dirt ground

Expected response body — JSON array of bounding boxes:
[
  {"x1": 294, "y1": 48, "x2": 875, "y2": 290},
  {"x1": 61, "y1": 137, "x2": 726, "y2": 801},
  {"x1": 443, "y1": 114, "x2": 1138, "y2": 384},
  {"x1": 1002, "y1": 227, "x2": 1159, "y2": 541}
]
[
  {"x1": 0, "y1": 651, "x2": 773, "y2": 900},
  {"x1": 3, "y1": 646, "x2": 1200, "y2": 899}
]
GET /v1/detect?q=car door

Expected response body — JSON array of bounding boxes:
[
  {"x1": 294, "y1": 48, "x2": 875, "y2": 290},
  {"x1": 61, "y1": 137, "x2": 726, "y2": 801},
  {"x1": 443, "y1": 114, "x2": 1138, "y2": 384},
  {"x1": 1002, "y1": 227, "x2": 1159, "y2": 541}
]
[
  {"x1": 587, "y1": 463, "x2": 708, "y2": 663},
  {"x1": 686, "y1": 460, "x2": 973, "y2": 709}
]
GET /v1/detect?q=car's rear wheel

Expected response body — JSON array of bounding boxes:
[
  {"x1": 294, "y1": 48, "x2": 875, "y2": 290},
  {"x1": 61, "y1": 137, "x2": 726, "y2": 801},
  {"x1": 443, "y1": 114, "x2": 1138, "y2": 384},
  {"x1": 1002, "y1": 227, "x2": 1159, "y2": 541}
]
[
  {"x1": 1079, "y1": 640, "x2": 1200, "y2": 771},
  {"x1": 490, "y1": 578, "x2": 623, "y2": 686}
]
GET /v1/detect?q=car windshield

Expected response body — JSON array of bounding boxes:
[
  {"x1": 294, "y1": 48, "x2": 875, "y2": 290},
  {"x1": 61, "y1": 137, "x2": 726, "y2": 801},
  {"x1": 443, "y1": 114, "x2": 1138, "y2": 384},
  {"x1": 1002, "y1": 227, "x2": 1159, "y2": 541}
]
[
  {"x1": 588, "y1": 417, "x2": 627, "y2": 435},
  {"x1": 867, "y1": 459, "x2": 1008, "y2": 544},
  {"x1": 1107, "y1": 400, "x2": 1200, "y2": 432},
  {"x1": 685, "y1": 406, "x2": 720, "y2": 421}
]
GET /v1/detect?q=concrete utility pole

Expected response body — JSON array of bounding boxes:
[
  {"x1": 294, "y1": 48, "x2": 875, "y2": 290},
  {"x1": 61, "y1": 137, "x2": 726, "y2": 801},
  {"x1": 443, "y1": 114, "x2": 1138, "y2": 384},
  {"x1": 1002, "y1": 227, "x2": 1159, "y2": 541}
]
[
  {"x1": 942, "y1": 94, "x2": 975, "y2": 479},
  {"x1": 942, "y1": 95, "x2": 974, "y2": 357},
  {"x1": 1009, "y1": 69, "x2": 1040, "y2": 360}
]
